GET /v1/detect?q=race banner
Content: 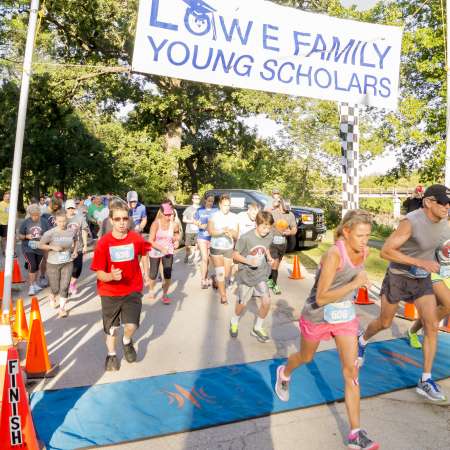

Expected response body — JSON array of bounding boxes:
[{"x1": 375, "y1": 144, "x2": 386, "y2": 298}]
[{"x1": 132, "y1": 0, "x2": 403, "y2": 109}]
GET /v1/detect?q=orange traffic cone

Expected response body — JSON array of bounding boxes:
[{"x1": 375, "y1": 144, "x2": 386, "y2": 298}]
[
  {"x1": 289, "y1": 255, "x2": 304, "y2": 280},
  {"x1": 0, "y1": 269, "x2": 4, "y2": 299},
  {"x1": 12, "y1": 258, "x2": 25, "y2": 283},
  {"x1": 30, "y1": 296, "x2": 41, "y2": 323},
  {"x1": 12, "y1": 298, "x2": 28, "y2": 341},
  {"x1": 396, "y1": 302, "x2": 419, "y2": 320},
  {"x1": 25, "y1": 315, "x2": 58, "y2": 379},
  {"x1": 440, "y1": 315, "x2": 450, "y2": 333},
  {"x1": 354, "y1": 286, "x2": 375, "y2": 305},
  {"x1": 0, "y1": 347, "x2": 41, "y2": 449}
]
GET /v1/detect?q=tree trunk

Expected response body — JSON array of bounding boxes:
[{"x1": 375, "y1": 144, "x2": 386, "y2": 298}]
[{"x1": 185, "y1": 156, "x2": 198, "y2": 193}]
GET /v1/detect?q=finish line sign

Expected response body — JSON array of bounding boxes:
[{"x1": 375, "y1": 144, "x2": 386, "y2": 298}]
[{"x1": 132, "y1": 0, "x2": 402, "y2": 110}]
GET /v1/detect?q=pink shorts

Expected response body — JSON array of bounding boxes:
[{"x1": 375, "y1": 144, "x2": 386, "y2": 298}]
[{"x1": 299, "y1": 316, "x2": 359, "y2": 342}]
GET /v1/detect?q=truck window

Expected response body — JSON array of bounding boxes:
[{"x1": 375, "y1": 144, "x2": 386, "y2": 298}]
[{"x1": 230, "y1": 191, "x2": 253, "y2": 208}]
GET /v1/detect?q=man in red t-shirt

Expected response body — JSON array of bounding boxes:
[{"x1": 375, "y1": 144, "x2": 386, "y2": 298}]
[{"x1": 91, "y1": 200, "x2": 151, "y2": 371}]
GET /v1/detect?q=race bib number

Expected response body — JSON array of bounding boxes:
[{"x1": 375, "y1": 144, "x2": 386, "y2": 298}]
[
  {"x1": 324, "y1": 301, "x2": 356, "y2": 324},
  {"x1": 109, "y1": 244, "x2": 135, "y2": 263},
  {"x1": 28, "y1": 240, "x2": 39, "y2": 250},
  {"x1": 408, "y1": 266, "x2": 430, "y2": 279},
  {"x1": 273, "y1": 235, "x2": 286, "y2": 245},
  {"x1": 57, "y1": 251, "x2": 71, "y2": 264}
]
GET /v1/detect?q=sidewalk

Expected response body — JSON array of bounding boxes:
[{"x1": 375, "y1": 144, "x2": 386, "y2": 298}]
[{"x1": 9, "y1": 250, "x2": 450, "y2": 449}]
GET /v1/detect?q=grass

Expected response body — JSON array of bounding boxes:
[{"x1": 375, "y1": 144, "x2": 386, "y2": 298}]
[{"x1": 287, "y1": 230, "x2": 388, "y2": 283}]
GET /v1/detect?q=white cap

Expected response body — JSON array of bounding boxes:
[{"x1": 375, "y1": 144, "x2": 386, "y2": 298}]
[
  {"x1": 127, "y1": 191, "x2": 138, "y2": 202},
  {"x1": 65, "y1": 199, "x2": 76, "y2": 209}
]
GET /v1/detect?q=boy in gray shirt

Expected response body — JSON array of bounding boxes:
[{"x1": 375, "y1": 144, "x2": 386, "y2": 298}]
[{"x1": 229, "y1": 211, "x2": 274, "y2": 343}]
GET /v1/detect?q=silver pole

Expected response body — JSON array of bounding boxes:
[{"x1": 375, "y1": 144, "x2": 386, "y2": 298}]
[
  {"x1": 446, "y1": 0, "x2": 450, "y2": 187},
  {"x1": 2, "y1": 0, "x2": 40, "y2": 315}
]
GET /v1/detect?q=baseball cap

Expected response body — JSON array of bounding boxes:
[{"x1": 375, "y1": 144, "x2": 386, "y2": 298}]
[
  {"x1": 65, "y1": 199, "x2": 76, "y2": 209},
  {"x1": 423, "y1": 184, "x2": 450, "y2": 205},
  {"x1": 127, "y1": 191, "x2": 138, "y2": 203},
  {"x1": 54, "y1": 191, "x2": 64, "y2": 200}
]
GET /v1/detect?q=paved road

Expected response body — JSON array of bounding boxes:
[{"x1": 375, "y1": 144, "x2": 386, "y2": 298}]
[{"x1": 10, "y1": 249, "x2": 450, "y2": 450}]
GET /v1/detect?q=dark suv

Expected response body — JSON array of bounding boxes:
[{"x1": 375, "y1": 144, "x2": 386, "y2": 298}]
[{"x1": 204, "y1": 189, "x2": 326, "y2": 250}]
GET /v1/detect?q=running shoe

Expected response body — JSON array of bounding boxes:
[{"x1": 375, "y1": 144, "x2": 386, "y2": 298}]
[
  {"x1": 416, "y1": 378, "x2": 447, "y2": 402},
  {"x1": 229, "y1": 321, "x2": 238, "y2": 338},
  {"x1": 201, "y1": 281, "x2": 209, "y2": 289},
  {"x1": 28, "y1": 285, "x2": 37, "y2": 296},
  {"x1": 122, "y1": 339, "x2": 137, "y2": 363},
  {"x1": 33, "y1": 283, "x2": 43, "y2": 292},
  {"x1": 38, "y1": 276, "x2": 49, "y2": 288},
  {"x1": 251, "y1": 327, "x2": 271, "y2": 343},
  {"x1": 69, "y1": 282, "x2": 78, "y2": 296},
  {"x1": 274, "y1": 365, "x2": 290, "y2": 402},
  {"x1": 105, "y1": 355, "x2": 119, "y2": 371},
  {"x1": 347, "y1": 429, "x2": 379, "y2": 449},
  {"x1": 357, "y1": 331, "x2": 367, "y2": 367},
  {"x1": 58, "y1": 308, "x2": 68, "y2": 318},
  {"x1": 162, "y1": 295, "x2": 172, "y2": 305},
  {"x1": 49, "y1": 297, "x2": 58, "y2": 309},
  {"x1": 407, "y1": 329, "x2": 422, "y2": 349},
  {"x1": 267, "y1": 279, "x2": 275, "y2": 289},
  {"x1": 272, "y1": 283, "x2": 282, "y2": 295}
]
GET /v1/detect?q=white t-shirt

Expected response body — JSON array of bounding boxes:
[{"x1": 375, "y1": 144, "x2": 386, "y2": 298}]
[
  {"x1": 210, "y1": 211, "x2": 238, "y2": 250},
  {"x1": 237, "y1": 211, "x2": 256, "y2": 238}
]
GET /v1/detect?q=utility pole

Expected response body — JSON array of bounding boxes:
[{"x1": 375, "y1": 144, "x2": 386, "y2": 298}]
[{"x1": 1, "y1": 0, "x2": 40, "y2": 317}]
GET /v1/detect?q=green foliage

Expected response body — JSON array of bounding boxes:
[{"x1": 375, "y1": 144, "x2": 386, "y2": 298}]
[
  {"x1": 360, "y1": 198, "x2": 392, "y2": 215},
  {"x1": 371, "y1": 222, "x2": 394, "y2": 240}
]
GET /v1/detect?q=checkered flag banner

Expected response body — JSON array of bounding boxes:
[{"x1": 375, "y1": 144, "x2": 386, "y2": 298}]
[{"x1": 339, "y1": 103, "x2": 360, "y2": 217}]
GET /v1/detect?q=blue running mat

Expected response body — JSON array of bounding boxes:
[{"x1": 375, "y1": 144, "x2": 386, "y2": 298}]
[{"x1": 30, "y1": 334, "x2": 450, "y2": 450}]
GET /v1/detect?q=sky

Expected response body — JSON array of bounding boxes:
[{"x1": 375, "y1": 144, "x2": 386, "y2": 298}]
[{"x1": 340, "y1": 0, "x2": 379, "y2": 9}]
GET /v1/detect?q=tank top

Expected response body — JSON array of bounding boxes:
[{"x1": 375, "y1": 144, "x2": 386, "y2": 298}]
[
  {"x1": 301, "y1": 239, "x2": 367, "y2": 324},
  {"x1": 389, "y1": 208, "x2": 450, "y2": 278},
  {"x1": 149, "y1": 220, "x2": 174, "y2": 258}
]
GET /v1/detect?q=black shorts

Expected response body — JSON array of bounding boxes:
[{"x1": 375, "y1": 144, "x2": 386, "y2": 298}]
[
  {"x1": 185, "y1": 233, "x2": 197, "y2": 246},
  {"x1": 101, "y1": 292, "x2": 142, "y2": 334},
  {"x1": 149, "y1": 255, "x2": 174, "y2": 280},
  {"x1": 270, "y1": 242, "x2": 287, "y2": 260},
  {"x1": 380, "y1": 270, "x2": 434, "y2": 304},
  {"x1": 210, "y1": 247, "x2": 234, "y2": 259},
  {"x1": 23, "y1": 252, "x2": 43, "y2": 273},
  {"x1": 0, "y1": 224, "x2": 7, "y2": 238}
]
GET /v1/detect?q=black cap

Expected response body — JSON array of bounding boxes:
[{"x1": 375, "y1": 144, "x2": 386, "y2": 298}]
[{"x1": 423, "y1": 184, "x2": 450, "y2": 204}]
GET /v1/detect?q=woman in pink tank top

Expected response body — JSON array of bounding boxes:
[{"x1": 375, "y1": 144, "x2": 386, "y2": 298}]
[{"x1": 148, "y1": 200, "x2": 180, "y2": 304}]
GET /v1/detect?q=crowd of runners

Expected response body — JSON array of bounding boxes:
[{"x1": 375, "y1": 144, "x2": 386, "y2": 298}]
[{"x1": 1, "y1": 184, "x2": 450, "y2": 450}]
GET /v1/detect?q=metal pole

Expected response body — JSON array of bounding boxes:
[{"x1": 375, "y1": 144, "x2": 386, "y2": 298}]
[
  {"x1": 446, "y1": 0, "x2": 450, "y2": 187},
  {"x1": 1, "y1": 0, "x2": 40, "y2": 316}
]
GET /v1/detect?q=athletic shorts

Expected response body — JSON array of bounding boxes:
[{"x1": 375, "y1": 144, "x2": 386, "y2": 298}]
[
  {"x1": 149, "y1": 254, "x2": 173, "y2": 280},
  {"x1": 210, "y1": 247, "x2": 233, "y2": 259},
  {"x1": 23, "y1": 252, "x2": 43, "y2": 273},
  {"x1": 101, "y1": 292, "x2": 142, "y2": 334},
  {"x1": 237, "y1": 281, "x2": 270, "y2": 305},
  {"x1": 0, "y1": 224, "x2": 7, "y2": 238},
  {"x1": 185, "y1": 233, "x2": 197, "y2": 246},
  {"x1": 270, "y1": 242, "x2": 287, "y2": 260},
  {"x1": 299, "y1": 316, "x2": 359, "y2": 342},
  {"x1": 380, "y1": 270, "x2": 433, "y2": 304},
  {"x1": 431, "y1": 272, "x2": 450, "y2": 288}
]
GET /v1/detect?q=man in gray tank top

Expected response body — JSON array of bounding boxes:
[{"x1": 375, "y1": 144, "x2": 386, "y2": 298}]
[{"x1": 358, "y1": 185, "x2": 450, "y2": 402}]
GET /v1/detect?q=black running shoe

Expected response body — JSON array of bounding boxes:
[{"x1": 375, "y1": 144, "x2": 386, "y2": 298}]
[
  {"x1": 123, "y1": 339, "x2": 137, "y2": 363},
  {"x1": 105, "y1": 355, "x2": 119, "y2": 371}
]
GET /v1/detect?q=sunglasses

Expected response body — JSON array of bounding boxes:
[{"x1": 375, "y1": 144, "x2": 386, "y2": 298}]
[{"x1": 112, "y1": 216, "x2": 129, "y2": 222}]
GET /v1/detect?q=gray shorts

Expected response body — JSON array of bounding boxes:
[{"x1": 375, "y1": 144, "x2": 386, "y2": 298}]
[
  {"x1": 238, "y1": 281, "x2": 270, "y2": 305},
  {"x1": 185, "y1": 233, "x2": 197, "y2": 246},
  {"x1": 380, "y1": 270, "x2": 434, "y2": 304},
  {"x1": 210, "y1": 247, "x2": 233, "y2": 259},
  {"x1": 47, "y1": 261, "x2": 73, "y2": 298}
]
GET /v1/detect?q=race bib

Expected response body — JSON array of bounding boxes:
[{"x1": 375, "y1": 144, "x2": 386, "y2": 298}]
[
  {"x1": 109, "y1": 244, "x2": 134, "y2": 262},
  {"x1": 273, "y1": 235, "x2": 286, "y2": 245},
  {"x1": 212, "y1": 235, "x2": 232, "y2": 250},
  {"x1": 440, "y1": 265, "x2": 450, "y2": 279},
  {"x1": 324, "y1": 301, "x2": 356, "y2": 324},
  {"x1": 57, "y1": 251, "x2": 71, "y2": 264},
  {"x1": 28, "y1": 240, "x2": 39, "y2": 250},
  {"x1": 408, "y1": 266, "x2": 430, "y2": 279}
]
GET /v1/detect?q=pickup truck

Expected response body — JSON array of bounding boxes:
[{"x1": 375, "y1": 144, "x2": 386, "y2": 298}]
[{"x1": 145, "y1": 189, "x2": 326, "y2": 250}]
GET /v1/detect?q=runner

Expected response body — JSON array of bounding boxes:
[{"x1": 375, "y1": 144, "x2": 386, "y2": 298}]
[
  {"x1": 127, "y1": 191, "x2": 147, "y2": 233},
  {"x1": 268, "y1": 199, "x2": 297, "y2": 295},
  {"x1": 230, "y1": 211, "x2": 274, "y2": 342},
  {"x1": 237, "y1": 202, "x2": 259, "y2": 238},
  {"x1": 39, "y1": 210, "x2": 77, "y2": 318},
  {"x1": 275, "y1": 210, "x2": 378, "y2": 450},
  {"x1": 403, "y1": 185, "x2": 424, "y2": 214},
  {"x1": 0, "y1": 190, "x2": 10, "y2": 255},
  {"x1": 87, "y1": 195, "x2": 106, "y2": 239},
  {"x1": 91, "y1": 200, "x2": 151, "y2": 371},
  {"x1": 182, "y1": 193, "x2": 201, "y2": 264},
  {"x1": 148, "y1": 200, "x2": 180, "y2": 304},
  {"x1": 358, "y1": 184, "x2": 449, "y2": 402},
  {"x1": 208, "y1": 194, "x2": 239, "y2": 304},
  {"x1": 194, "y1": 194, "x2": 217, "y2": 289},
  {"x1": 407, "y1": 224, "x2": 450, "y2": 349},
  {"x1": 39, "y1": 196, "x2": 48, "y2": 215},
  {"x1": 66, "y1": 199, "x2": 89, "y2": 296},
  {"x1": 18, "y1": 204, "x2": 50, "y2": 296}
]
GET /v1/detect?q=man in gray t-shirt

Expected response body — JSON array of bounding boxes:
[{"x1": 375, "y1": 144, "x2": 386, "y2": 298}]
[
  {"x1": 230, "y1": 211, "x2": 275, "y2": 344},
  {"x1": 182, "y1": 193, "x2": 201, "y2": 263}
]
